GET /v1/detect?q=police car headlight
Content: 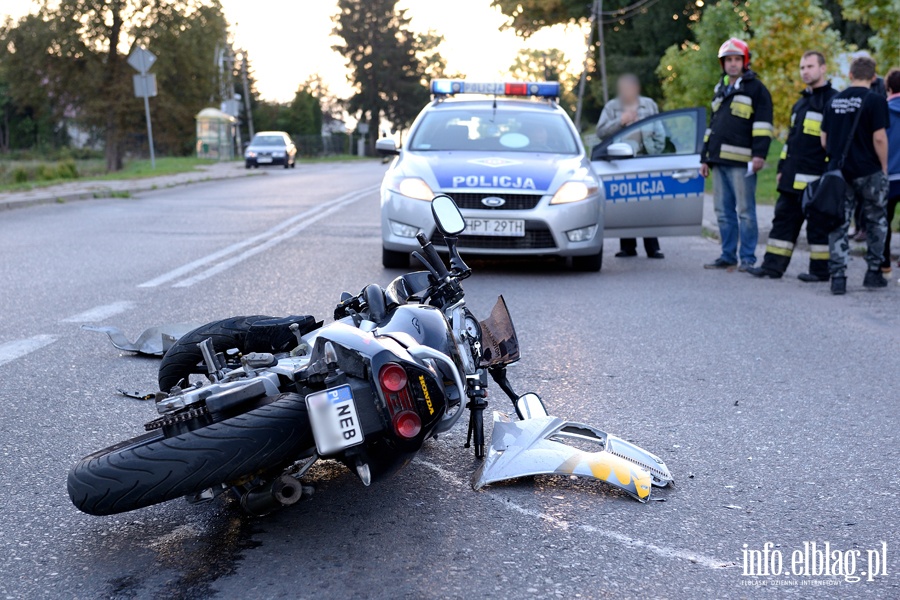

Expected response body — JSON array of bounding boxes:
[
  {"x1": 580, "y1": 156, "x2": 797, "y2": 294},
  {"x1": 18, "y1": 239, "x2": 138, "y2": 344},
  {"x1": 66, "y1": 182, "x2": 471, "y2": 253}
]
[
  {"x1": 391, "y1": 177, "x2": 434, "y2": 201},
  {"x1": 245, "y1": 151, "x2": 256, "y2": 158},
  {"x1": 550, "y1": 181, "x2": 598, "y2": 205}
]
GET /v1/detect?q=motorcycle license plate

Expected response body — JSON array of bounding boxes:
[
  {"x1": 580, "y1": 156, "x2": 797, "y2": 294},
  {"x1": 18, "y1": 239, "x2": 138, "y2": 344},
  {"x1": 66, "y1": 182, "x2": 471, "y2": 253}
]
[
  {"x1": 256, "y1": 156, "x2": 272, "y2": 163},
  {"x1": 463, "y1": 218, "x2": 525, "y2": 237},
  {"x1": 305, "y1": 385, "x2": 364, "y2": 455}
]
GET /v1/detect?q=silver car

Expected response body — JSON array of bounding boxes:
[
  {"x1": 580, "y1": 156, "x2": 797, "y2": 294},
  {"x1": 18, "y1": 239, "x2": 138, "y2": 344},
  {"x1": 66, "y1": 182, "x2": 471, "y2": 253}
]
[
  {"x1": 379, "y1": 86, "x2": 604, "y2": 271},
  {"x1": 379, "y1": 81, "x2": 707, "y2": 272}
]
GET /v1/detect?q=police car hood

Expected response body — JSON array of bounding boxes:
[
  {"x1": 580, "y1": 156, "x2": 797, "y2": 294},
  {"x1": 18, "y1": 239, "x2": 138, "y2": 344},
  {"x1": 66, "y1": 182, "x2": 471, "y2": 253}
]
[{"x1": 403, "y1": 151, "x2": 583, "y2": 194}]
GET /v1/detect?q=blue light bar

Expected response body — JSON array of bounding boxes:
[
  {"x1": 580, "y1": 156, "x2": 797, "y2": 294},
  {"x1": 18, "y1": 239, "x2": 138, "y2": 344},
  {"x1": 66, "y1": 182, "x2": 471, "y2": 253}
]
[{"x1": 430, "y1": 79, "x2": 560, "y2": 98}]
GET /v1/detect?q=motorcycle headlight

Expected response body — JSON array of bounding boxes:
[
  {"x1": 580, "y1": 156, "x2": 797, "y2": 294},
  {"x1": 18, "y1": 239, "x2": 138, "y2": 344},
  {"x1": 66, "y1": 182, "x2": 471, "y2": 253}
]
[
  {"x1": 549, "y1": 180, "x2": 598, "y2": 205},
  {"x1": 390, "y1": 177, "x2": 434, "y2": 201}
]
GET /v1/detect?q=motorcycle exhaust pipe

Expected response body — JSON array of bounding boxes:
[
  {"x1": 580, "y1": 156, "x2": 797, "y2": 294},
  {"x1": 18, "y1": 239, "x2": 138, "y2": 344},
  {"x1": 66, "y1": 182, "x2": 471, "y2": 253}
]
[{"x1": 240, "y1": 474, "x2": 306, "y2": 516}]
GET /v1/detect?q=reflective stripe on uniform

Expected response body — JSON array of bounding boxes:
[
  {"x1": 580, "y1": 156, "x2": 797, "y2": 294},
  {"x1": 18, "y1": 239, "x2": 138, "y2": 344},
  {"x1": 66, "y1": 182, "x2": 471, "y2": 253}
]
[
  {"x1": 766, "y1": 237, "x2": 794, "y2": 257},
  {"x1": 704, "y1": 128, "x2": 711, "y2": 142},
  {"x1": 802, "y1": 111, "x2": 823, "y2": 137},
  {"x1": 792, "y1": 173, "x2": 820, "y2": 190},
  {"x1": 730, "y1": 95, "x2": 753, "y2": 119},
  {"x1": 780, "y1": 143, "x2": 788, "y2": 160},
  {"x1": 809, "y1": 244, "x2": 830, "y2": 260},
  {"x1": 752, "y1": 121, "x2": 774, "y2": 138},
  {"x1": 719, "y1": 143, "x2": 752, "y2": 162}
]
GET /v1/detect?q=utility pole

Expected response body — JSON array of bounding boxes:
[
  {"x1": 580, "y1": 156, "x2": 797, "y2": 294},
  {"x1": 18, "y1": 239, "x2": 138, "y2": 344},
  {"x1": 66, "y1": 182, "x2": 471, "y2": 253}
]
[
  {"x1": 574, "y1": 10, "x2": 596, "y2": 130},
  {"x1": 597, "y1": 0, "x2": 609, "y2": 105},
  {"x1": 240, "y1": 50, "x2": 255, "y2": 139}
]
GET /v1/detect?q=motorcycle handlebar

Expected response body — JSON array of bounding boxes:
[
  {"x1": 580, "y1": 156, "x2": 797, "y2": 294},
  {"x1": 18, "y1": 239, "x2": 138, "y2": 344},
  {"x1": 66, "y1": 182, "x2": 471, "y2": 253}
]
[{"x1": 416, "y1": 233, "x2": 450, "y2": 280}]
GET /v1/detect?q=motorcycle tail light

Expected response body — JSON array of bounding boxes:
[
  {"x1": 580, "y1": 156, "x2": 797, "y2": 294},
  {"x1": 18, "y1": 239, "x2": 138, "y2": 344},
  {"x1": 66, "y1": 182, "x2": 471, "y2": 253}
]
[
  {"x1": 392, "y1": 411, "x2": 422, "y2": 439},
  {"x1": 379, "y1": 363, "x2": 408, "y2": 392},
  {"x1": 379, "y1": 363, "x2": 420, "y2": 438}
]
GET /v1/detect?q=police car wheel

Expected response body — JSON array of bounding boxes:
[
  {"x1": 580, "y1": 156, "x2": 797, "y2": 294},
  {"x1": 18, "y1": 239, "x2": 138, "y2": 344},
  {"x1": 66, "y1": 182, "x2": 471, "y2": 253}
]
[
  {"x1": 572, "y1": 249, "x2": 603, "y2": 272},
  {"x1": 382, "y1": 247, "x2": 411, "y2": 269}
]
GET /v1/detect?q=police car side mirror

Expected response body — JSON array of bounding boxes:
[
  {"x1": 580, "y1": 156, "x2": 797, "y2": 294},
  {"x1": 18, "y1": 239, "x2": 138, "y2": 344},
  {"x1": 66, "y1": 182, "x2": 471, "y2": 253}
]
[
  {"x1": 603, "y1": 143, "x2": 635, "y2": 159},
  {"x1": 375, "y1": 138, "x2": 400, "y2": 156}
]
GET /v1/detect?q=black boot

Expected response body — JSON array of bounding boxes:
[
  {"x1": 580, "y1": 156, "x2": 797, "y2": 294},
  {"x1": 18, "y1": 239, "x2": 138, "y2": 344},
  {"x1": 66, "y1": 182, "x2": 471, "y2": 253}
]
[
  {"x1": 831, "y1": 276, "x2": 847, "y2": 295},
  {"x1": 863, "y1": 270, "x2": 888, "y2": 289},
  {"x1": 798, "y1": 272, "x2": 829, "y2": 282}
]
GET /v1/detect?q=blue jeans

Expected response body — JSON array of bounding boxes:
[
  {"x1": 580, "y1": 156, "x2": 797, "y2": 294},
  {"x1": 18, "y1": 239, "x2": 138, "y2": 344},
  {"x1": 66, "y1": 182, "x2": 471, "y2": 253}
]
[{"x1": 712, "y1": 165, "x2": 758, "y2": 265}]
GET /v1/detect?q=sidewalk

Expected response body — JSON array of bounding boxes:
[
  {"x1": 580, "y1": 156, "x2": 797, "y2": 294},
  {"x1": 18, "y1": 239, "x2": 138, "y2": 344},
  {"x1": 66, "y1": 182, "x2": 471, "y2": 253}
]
[{"x1": 0, "y1": 161, "x2": 262, "y2": 211}]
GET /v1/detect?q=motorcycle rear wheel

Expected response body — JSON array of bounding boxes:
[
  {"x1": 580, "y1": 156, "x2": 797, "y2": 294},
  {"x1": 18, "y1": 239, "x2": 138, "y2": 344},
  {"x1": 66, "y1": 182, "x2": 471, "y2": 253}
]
[{"x1": 67, "y1": 393, "x2": 314, "y2": 516}]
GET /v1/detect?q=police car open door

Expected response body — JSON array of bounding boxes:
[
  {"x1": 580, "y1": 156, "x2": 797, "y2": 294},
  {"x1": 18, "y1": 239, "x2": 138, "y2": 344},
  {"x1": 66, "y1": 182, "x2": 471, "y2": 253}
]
[{"x1": 591, "y1": 108, "x2": 706, "y2": 238}]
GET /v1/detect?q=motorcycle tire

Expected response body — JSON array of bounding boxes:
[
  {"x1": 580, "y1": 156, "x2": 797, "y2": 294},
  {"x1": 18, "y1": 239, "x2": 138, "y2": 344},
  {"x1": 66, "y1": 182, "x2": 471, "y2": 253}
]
[
  {"x1": 158, "y1": 315, "x2": 276, "y2": 392},
  {"x1": 67, "y1": 392, "x2": 313, "y2": 516}
]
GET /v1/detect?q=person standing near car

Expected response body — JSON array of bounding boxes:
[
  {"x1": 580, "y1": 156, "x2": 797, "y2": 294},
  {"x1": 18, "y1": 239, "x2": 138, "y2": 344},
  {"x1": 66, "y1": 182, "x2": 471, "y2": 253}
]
[
  {"x1": 881, "y1": 68, "x2": 900, "y2": 276},
  {"x1": 700, "y1": 38, "x2": 774, "y2": 271},
  {"x1": 747, "y1": 51, "x2": 837, "y2": 281},
  {"x1": 821, "y1": 55, "x2": 890, "y2": 294},
  {"x1": 596, "y1": 74, "x2": 665, "y2": 259}
]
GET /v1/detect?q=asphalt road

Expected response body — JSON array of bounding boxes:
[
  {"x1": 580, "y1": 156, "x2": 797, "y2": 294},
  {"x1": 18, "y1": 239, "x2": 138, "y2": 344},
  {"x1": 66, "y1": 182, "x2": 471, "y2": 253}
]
[{"x1": 0, "y1": 161, "x2": 897, "y2": 599}]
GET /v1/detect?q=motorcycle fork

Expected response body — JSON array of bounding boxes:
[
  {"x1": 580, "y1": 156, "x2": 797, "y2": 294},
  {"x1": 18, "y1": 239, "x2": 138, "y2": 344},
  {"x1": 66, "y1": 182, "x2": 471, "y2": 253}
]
[{"x1": 464, "y1": 371, "x2": 489, "y2": 459}]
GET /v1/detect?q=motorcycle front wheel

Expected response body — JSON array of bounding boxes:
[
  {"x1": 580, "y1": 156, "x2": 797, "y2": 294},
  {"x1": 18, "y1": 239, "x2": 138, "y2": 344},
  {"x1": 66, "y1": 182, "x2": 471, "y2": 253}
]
[{"x1": 67, "y1": 393, "x2": 314, "y2": 516}]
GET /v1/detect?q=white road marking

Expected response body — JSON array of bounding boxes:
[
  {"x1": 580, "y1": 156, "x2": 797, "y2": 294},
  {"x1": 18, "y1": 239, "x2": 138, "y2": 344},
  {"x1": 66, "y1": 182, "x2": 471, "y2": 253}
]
[
  {"x1": 414, "y1": 459, "x2": 735, "y2": 570},
  {"x1": 171, "y1": 190, "x2": 372, "y2": 288},
  {"x1": 60, "y1": 300, "x2": 135, "y2": 323},
  {"x1": 137, "y1": 185, "x2": 380, "y2": 288},
  {"x1": 0, "y1": 335, "x2": 58, "y2": 368}
]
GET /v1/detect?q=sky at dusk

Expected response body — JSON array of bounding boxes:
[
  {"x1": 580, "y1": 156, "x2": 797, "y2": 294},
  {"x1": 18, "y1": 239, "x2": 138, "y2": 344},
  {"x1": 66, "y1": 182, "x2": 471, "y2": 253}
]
[{"x1": 2, "y1": 0, "x2": 588, "y2": 102}]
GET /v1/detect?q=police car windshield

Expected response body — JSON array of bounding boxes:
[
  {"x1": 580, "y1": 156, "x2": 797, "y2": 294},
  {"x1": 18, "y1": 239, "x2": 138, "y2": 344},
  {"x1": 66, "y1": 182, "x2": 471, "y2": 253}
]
[{"x1": 409, "y1": 109, "x2": 578, "y2": 154}]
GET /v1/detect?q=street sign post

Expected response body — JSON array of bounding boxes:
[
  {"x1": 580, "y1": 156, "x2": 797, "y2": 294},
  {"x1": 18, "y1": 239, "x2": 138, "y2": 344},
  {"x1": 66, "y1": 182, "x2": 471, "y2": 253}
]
[{"x1": 128, "y1": 47, "x2": 158, "y2": 169}]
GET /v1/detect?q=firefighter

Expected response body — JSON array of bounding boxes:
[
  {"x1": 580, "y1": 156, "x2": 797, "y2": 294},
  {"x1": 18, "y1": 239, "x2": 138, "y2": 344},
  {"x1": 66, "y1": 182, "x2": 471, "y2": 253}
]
[
  {"x1": 700, "y1": 38, "x2": 774, "y2": 271},
  {"x1": 747, "y1": 51, "x2": 837, "y2": 281}
]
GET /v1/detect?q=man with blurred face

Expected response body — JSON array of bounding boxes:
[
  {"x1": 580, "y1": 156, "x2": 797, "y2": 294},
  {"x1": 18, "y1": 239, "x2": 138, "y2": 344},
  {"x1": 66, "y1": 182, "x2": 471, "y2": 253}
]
[
  {"x1": 700, "y1": 38, "x2": 774, "y2": 271},
  {"x1": 596, "y1": 74, "x2": 665, "y2": 258},
  {"x1": 747, "y1": 51, "x2": 836, "y2": 281}
]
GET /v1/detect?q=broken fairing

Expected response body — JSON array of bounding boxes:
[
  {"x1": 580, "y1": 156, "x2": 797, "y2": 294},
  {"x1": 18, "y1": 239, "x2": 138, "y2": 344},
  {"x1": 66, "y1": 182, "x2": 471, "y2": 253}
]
[
  {"x1": 82, "y1": 323, "x2": 200, "y2": 356},
  {"x1": 472, "y1": 412, "x2": 673, "y2": 502}
]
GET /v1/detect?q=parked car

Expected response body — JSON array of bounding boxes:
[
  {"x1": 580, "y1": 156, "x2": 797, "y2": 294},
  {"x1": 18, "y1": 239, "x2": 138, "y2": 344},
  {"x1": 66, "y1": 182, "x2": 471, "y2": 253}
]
[{"x1": 245, "y1": 131, "x2": 297, "y2": 169}]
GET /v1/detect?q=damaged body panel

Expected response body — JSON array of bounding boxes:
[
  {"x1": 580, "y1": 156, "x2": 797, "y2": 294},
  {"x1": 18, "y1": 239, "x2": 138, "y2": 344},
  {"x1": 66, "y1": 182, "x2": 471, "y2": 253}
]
[
  {"x1": 82, "y1": 324, "x2": 200, "y2": 356},
  {"x1": 473, "y1": 411, "x2": 673, "y2": 501}
]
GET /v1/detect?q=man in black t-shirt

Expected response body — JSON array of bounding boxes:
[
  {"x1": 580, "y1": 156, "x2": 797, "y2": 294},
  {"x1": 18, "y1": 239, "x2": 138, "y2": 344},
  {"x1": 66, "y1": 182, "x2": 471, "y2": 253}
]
[{"x1": 820, "y1": 56, "x2": 890, "y2": 294}]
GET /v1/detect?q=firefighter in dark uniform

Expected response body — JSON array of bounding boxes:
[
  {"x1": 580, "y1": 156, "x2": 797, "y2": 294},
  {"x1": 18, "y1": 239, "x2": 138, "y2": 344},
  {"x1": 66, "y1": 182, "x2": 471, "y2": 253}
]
[
  {"x1": 700, "y1": 38, "x2": 774, "y2": 270},
  {"x1": 748, "y1": 51, "x2": 837, "y2": 281}
]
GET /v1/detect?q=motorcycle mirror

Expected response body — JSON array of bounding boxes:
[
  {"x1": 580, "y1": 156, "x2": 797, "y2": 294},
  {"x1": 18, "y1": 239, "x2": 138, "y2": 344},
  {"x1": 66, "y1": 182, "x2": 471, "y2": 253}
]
[
  {"x1": 431, "y1": 194, "x2": 466, "y2": 236},
  {"x1": 515, "y1": 393, "x2": 548, "y2": 420}
]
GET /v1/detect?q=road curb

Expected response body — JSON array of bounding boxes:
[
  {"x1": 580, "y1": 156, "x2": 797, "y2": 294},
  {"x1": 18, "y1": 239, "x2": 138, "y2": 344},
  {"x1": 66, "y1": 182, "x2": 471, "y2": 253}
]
[{"x1": 0, "y1": 168, "x2": 266, "y2": 212}]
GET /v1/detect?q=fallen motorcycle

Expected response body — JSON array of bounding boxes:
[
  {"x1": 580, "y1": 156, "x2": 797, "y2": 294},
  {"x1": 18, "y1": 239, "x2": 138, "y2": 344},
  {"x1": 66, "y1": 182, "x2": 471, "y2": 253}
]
[{"x1": 68, "y1": 195, "x2": 673, "y2": 516}]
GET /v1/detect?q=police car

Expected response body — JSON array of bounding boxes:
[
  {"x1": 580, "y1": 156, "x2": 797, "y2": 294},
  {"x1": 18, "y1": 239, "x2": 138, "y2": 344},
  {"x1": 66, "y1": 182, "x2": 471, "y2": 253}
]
[{"x1": 378, "y1": 79, "x2": 707, "y2": 271}]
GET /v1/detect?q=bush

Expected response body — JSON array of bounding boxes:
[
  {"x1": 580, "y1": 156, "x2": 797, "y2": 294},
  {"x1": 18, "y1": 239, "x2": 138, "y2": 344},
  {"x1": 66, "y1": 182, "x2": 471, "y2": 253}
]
[
  {"x1": 35, "y1": 164, "x2": 56, "y2": 181},
  {"x1": 56, "y1": 160, "x2": 79, "y2": 179},
  {"x1": 12, "y1": 168, "x2": 29, "y2": 183}
]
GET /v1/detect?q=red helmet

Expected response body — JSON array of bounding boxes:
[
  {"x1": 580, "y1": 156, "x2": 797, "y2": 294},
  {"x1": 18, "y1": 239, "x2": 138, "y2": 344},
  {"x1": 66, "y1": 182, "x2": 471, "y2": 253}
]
[{"x1": 718, "y1": 38, "x2": 750, "y2": 69}]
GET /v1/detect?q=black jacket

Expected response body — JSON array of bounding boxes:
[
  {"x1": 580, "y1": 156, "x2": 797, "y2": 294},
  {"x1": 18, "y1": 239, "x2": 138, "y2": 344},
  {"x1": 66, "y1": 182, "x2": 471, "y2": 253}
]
[
  {"x1": 701, "y1": 70, "x2": 774, "y2": 167},
  {"x1": 777, "y1": 82, "x2": 838, "y2": 194}
]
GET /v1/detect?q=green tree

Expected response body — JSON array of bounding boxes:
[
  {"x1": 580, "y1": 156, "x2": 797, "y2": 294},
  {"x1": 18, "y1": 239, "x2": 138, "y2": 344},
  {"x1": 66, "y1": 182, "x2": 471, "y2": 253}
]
[
  {"x1": 749, "y1": 0, "x2": 847, "y2": 129},
  {"x1": 841, "y1": 0, "x2": 900, "y2": 67},
  {"x1": 332, "y1": 0, "x2": 436, "y2": 151},
  {"x1": 656, "y1": 2, "x2": 750, "y2": 113},
  {"x1": 509, "y1": 48, "x2": 578, "y2": 115},
  {"x1": 492, "y1": 0, "x2": 703, "y2": 124},
  {"x1": 0, "y1": 1, "x2": 231, "y2": 169},
  {"x1": 657, "y1": 0, "x2": 848, "y2": 131}
]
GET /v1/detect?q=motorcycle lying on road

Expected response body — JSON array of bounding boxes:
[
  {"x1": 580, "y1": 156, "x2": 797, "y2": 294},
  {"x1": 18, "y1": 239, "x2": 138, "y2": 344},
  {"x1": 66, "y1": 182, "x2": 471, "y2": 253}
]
[{"x1": 68, "y1": 196, "x2": 673, "y2": 517}]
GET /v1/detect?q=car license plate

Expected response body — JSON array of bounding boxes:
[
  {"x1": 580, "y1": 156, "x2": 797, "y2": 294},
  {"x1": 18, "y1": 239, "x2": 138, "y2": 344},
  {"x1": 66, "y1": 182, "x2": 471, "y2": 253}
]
[
  {"x1": 463, "y1": 218, "x2": 525, "y2": 237},
  {"x1": 305, "y1": 385, "x2": 364, "y2": 455},
  {"x1": 257, "y1": 156, "x2": 272, "y2": 163}
]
